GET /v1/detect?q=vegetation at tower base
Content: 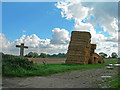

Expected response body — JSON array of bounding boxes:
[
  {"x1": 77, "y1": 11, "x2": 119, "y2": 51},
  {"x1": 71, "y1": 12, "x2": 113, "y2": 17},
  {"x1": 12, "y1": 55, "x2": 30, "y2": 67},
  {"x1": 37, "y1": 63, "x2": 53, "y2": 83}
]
[{"x1": 66, "y1": 31, "x2": 104, "y2": 65}]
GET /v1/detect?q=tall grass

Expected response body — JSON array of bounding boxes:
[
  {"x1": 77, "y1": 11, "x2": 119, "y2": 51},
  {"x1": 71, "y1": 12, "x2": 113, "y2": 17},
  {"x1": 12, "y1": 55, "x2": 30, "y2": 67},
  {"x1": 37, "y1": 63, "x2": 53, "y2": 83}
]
[{"x1": 2, "y1": 54, "x2": 38, "y2": 77}]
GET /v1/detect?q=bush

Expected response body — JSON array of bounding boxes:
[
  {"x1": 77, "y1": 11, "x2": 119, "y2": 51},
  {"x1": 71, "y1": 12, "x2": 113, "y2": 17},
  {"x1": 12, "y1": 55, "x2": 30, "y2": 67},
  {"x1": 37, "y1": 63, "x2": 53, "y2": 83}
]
[
  {"x1": 111, "y1": 52, "x2": 118, "y2": 58},
  {"x1": 2, "y1": 54, "x2": 38, "y2": 76}
]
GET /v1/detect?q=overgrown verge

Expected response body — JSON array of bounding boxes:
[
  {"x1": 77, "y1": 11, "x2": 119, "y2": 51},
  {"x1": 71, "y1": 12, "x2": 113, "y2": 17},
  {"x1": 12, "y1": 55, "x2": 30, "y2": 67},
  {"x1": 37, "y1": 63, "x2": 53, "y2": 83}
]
[
  {"x1": 2, "y1": 54, "x2": 38, "y2": 77},
  {"x1": 110, "y1": 75, "x2": 120, "y2": 89},
  {"x1": 106, "y1": 74, "x2": 120, "y2": 89},
  {"x1": 2, "y1": 54, "x2": 118, "y2": 77}
]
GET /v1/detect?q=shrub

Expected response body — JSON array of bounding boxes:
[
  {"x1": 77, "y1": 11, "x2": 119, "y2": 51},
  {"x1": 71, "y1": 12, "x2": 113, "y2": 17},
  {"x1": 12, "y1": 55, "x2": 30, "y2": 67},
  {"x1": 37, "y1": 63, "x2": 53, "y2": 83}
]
[{"x1": 2, "y1": 54, "x2": 38, "y2": 76}]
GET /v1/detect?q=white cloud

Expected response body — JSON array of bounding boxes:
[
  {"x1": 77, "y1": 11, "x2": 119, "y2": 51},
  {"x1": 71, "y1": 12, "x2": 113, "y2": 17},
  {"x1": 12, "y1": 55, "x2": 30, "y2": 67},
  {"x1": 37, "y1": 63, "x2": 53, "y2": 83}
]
[
  {"x1": 56, "y1": 0, "x2": 118, "y2": 36},
  {"x1": 1, "y1": 28, "x2": 69, "y2": 55},
  {"x1": 0, "y1": 33, "x2": 10, "y2": 52},
  {"x1": 82, "y1": 2, "x2": 118, "y2": 38},
  {"x1": 1, "y1": 1, "x2": 118, "y2": 57},
  {"x1": 50, "y1": 28, "x2": 70, "y2": 45},
  {"x1": 55, "y1": 0, "x2": 118, "y2": 56},
  {"x1": 96, "y1": 42, "x2": 118, "y2": 57}
]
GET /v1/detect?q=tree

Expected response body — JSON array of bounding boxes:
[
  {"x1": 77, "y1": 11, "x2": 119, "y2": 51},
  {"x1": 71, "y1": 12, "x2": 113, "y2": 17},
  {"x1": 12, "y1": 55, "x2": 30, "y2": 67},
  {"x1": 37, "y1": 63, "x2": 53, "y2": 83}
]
[
  {"x1": 108, "y1": 56, "x2": 111, "y2": 58},
  {"x1": 46, "y1": 53, "x2": 67, "y2": 58},
  {"x1": 57, "y1": 53, "x2": 67, "y2": 58},
  {"x1": 27, "y1": 52, "x2": 34, "y2": 58},
  {"x1": 33, "y1": 52, "x2": 38, "y2": 58},
  {"x1": 26, "y1": 52, "x2": 38, "y2": 58},
  {"x1": 47, "y1": 54, "x2": 51, "y2": 57},
  {"x1": 39, "y1": 53, "x2": 48, "y2": 58},
  {"x1": 111, "y1": 52, "x2": 118, "y2": 58},
  {"x1": 52, "y1": 54, "x2": 57, "y2": 58},
  {"x1": 0, "y1": 52, "x2": 4, "y2": 56},
  {"x1": 99, "y1": 52, "x2": 107, "y2": 58}
]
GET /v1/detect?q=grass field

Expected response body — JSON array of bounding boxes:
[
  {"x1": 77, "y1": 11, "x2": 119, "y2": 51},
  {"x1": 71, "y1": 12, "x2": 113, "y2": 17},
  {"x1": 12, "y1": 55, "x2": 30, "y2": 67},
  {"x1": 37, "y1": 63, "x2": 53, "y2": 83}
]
[{"x1": 3, "y1": 57, "x2": 118, "y2": 77}]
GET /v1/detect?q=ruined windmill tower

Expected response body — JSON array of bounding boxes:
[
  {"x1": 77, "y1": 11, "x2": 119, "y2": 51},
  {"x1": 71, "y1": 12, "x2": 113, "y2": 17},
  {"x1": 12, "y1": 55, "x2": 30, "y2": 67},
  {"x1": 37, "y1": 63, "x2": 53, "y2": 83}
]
[{"x1": 65, "y1": 31, "x2": 104, "y2": 65}]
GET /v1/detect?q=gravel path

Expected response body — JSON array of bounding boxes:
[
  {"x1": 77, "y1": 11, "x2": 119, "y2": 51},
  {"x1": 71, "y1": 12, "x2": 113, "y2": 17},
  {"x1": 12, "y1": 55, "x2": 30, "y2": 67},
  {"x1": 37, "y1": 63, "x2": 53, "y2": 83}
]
[{"x1": 2, "y1": 66, "x2": 118, "y2": 88}]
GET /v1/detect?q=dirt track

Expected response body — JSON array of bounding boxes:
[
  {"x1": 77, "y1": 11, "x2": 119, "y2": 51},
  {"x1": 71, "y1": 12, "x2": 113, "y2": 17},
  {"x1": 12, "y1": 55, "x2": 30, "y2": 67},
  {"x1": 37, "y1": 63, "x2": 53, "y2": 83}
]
[
  {"x1": 28, "y1": 58, "x2": 109, "y2": 65},
  {"x1": 3, "y1": 67, "x2": 117, "y2": 88},
  {"x1": 28, "y1": 58, "x2": 66, "y2": 64}
]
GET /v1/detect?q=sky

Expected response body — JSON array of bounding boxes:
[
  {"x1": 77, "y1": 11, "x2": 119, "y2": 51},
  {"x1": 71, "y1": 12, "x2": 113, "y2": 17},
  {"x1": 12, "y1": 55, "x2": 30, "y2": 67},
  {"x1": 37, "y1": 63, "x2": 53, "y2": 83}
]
[
  {"x1": 1, "y1": 0, "x2": 119, "y2": 57},
  {"x1": 2, "y1": 2, "x2": 74, "y2": 42}
]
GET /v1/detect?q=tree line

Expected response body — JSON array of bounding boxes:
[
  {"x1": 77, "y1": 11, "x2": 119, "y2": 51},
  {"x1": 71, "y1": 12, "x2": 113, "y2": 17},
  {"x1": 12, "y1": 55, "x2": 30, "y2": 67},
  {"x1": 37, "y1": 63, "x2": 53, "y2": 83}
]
[
  {"x1": 24, "y1": 52, "x2": 67, "y2": 58},
  {"x1": 0, "y1": 52, "x2": 118, "y2": 58},
  {"x1": 99, "y1": 52, "x2": 118, "y2": 58},
  {"x1": 24, "y1": 52, "x2": 118, "y2": 58}
]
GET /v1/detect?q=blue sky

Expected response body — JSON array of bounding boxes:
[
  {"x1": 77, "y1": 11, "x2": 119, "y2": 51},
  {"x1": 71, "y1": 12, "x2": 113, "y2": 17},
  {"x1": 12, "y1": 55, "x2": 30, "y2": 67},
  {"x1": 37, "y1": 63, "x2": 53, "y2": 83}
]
[
  {"x1": 2, "y1": 2, "x2": 111, "y2": 42},
  {"x1": 2, "y1": 2, "x2": 74, "y2": 42},
  {"x1": 1, "y1": 1, "x2": 118, "y2": 56},
  {"x1": 2, "y1": 2, "x2": 109, "y2": 42}
]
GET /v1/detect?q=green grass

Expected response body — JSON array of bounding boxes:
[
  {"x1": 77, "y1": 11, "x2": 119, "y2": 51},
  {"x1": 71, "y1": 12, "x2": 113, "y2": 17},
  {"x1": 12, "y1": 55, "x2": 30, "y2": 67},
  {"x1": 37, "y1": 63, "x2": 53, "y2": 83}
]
[
  {"x1": 2, "y1": 55, "x2": 119, "y2": 88},
  {"x1": 2, "y1": 56, "x2": 118, "y2": 77},
  {"x1": 110, "y1": 78, "x2": 120, "y2": 89},
  {"x1": 100, "y1": 74, "x2": 120, "y2": 89},
  {"x1": 94, "y1": 60, "x2": 119, "y2": 89},
  {"x1": 107, "y1": 74, "x2": 120, "y2": 89}
]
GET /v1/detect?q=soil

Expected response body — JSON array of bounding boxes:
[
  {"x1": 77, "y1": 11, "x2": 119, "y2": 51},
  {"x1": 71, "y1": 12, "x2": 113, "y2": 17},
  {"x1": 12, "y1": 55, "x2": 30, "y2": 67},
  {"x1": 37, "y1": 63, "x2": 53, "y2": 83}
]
[
  {"x1": 2, "y1": 66, "x2": 118, "y2": 88},
  {"x1": 28, "y1": 58, "x2": 66, "y2": 64}
]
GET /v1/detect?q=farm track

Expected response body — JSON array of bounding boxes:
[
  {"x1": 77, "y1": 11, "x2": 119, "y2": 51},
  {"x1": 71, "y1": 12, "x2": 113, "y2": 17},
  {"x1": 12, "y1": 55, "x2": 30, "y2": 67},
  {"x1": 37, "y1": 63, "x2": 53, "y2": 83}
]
[
  {"x1": 28, "y1": 58, "x2": 66, "y2": 64},
  {"x1": 3, "y1": 67, "x2": 118, "y2": 88},
  {"x1": 28, "y1": 58, "x2": 110, "y2": 64}
]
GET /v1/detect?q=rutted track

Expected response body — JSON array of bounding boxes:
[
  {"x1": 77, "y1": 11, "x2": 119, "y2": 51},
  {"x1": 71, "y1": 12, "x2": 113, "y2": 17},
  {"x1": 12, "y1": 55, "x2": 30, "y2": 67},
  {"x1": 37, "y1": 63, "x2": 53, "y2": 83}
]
[{"x1": 3, "y1": 67, "x2": 117, "y2": 88}]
